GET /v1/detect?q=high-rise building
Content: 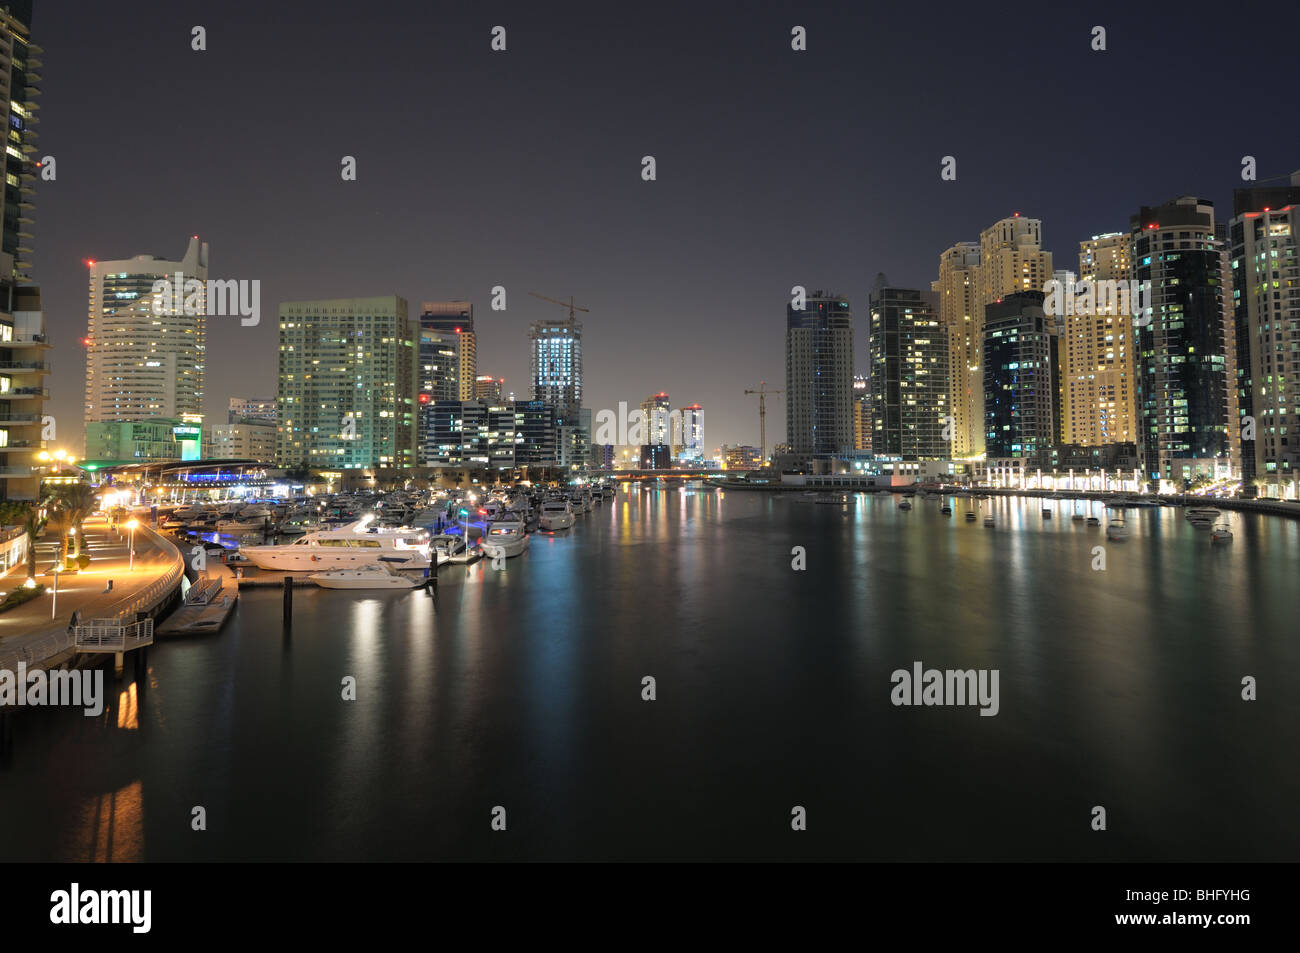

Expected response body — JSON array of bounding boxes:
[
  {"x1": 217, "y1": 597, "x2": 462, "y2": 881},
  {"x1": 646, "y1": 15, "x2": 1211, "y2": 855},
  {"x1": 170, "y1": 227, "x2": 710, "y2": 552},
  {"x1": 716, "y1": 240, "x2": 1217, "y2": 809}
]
[
  {"x1": 852, "y1": 376, "x2": 869, "y2": 451},
  {"x1": 530, "y1": 315, "x2": 583, "y2": 423},
  {"x1": 420, "y1": 301, "x2": 475, "y2": 400},
  {"x1": 722, "y1": 445, "x2": 763, "y2": 470},
  {"x1": 1131, "y1": 197, "x2": 1233, "y2": 483},
  {"x1": 1230, "y1": 172, "x2": 1300, "y2": 488},
  {"x1": 228, "y1": 397, "x2": 277, "y2": 424},
  {"x1": 983, "y1": 291, "x2": 1059, "y2": 460},
  {"x1": 675, "y1": 404, "x2": 703, "y2": 462},
  {"x1": 869, "y1": 285, "x2": 948, "y2": 460},
  {"x1": 277, "y1": 296, "x2": 416, "y2": 470},
  {"x1": 785, "y1": 291, "x2": 853, "y2": 458},
  {"x1": 0, "y1": 3, "x2": 43, "y2": 502},
  {"x1": 416, "y1": 324, "x2": 459, "y2": 465},
  {"x1": 474, "y1": 375, "x2": 504, "y2": 401},
  {"x1": 933, "y1": 242, "x2": 981, "y2": 456},
  {"x1": 641, "y1": 393, "x2": 671, "y2": 445},
  {"x1": 1059, "y1": 233, "x2": 1138, "y2": 447},
  {"x1": 978, "y1": 215, "x2": 1055, "y2": 308},
  {"x1": 84, "y1": 237, "x2": 209, "y2": 424},
  {"x1": 204, "y1": 419, "x2": 276, "y2": 461}
]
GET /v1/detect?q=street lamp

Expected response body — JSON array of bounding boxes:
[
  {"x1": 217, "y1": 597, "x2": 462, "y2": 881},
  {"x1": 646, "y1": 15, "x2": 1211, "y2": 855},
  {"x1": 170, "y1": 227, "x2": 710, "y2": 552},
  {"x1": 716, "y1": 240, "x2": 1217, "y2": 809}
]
[
  {"x1": 51, "y1": 563, "x2": 61, "y2": 619},
  {"x1": 126, "y1": 518, "x2": 139, "y2": 570}
]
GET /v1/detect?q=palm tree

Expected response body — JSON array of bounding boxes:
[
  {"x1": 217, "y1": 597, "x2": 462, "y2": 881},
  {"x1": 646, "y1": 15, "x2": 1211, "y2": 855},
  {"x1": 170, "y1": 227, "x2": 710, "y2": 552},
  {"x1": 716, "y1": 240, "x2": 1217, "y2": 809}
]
[
  {"x1": 0, "y1": 500, "x2": 48, "y2": 580},
  {"x1": 47, "y1": 483, "x2": 96, "y2": 562}
]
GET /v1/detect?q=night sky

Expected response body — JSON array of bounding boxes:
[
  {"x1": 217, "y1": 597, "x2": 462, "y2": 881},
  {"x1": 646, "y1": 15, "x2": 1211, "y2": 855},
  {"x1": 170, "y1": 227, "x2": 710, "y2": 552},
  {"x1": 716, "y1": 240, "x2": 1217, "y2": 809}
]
[{"x1": 31, "y1": 0, "x2": 1300, "y2": 456}]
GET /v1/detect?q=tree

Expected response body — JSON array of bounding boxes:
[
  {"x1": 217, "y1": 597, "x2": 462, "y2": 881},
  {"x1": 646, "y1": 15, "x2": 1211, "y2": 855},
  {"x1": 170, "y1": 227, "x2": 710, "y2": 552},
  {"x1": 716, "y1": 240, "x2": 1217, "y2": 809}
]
[
  {"x1": 0, "y1": 500, "x2": 48, "y2": 579},
  {"x1": 47, "y1": 483, "x2": 96, "y2": 562}
]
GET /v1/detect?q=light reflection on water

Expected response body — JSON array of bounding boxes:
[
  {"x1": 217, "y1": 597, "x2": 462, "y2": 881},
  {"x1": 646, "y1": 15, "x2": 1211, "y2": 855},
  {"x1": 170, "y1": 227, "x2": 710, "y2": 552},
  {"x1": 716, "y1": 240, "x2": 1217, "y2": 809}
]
[{"x1": 1, "y1": 490, "x2": 1297, "y2": 861}]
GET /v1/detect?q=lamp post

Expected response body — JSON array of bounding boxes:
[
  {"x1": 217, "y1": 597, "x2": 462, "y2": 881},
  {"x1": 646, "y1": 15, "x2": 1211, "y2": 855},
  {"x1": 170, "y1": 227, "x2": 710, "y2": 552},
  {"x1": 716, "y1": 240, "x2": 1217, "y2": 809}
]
[
  {"x1": 51, "y1": 564, "x2": 61, "y2": 619},
  {"x1": 126, "y1": 518, "x2": 139, "y2": 571}
]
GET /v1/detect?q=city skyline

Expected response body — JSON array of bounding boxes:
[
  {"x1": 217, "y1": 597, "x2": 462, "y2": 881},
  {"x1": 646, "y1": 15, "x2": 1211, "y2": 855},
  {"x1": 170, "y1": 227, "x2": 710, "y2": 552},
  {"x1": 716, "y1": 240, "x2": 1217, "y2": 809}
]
[{"x1": 27, "y1": 2, "x2": 1300, "y2": 456}]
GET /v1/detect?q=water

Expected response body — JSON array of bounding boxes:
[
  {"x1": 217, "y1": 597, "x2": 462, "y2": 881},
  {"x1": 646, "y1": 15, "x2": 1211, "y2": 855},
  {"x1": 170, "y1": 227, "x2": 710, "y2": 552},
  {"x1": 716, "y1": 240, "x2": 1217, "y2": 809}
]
[{"x1": 2, "y1": 488, "x2": 1298, "y2": 861}]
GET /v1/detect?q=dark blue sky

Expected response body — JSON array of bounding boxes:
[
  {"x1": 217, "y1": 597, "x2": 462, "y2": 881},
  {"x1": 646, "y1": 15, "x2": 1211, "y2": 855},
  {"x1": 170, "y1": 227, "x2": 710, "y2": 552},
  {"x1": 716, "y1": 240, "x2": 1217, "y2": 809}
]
[{"x1": 31, "y1": 0, "x2": 1300, "y2": 454}]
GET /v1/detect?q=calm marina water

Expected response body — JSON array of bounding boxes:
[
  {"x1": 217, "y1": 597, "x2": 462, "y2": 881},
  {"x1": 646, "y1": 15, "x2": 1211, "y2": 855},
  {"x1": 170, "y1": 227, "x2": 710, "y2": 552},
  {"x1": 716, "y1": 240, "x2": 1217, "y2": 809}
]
[{"x1": 2, "y1": 486, "x2": 1298, "y2": 861}]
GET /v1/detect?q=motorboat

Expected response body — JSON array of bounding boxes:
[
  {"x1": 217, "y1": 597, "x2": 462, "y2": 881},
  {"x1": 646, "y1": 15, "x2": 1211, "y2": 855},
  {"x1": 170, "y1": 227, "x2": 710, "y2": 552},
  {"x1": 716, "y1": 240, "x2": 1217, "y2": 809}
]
[
  {"x1": 1186, "y1": 507, "x2": 1221, "y2": 522},
  {"x1": 1042, "y1": 507, "x2": 1052, "y2": 518},
  {"x1": 310, "y1": 562, "x2": 427, "y2": 590},
  {"x1": 482, "y1": 517, "x2": 530, "y2": 559},
  {"x1": 1211, "y1": 522, "x2": 1233, "y2": 543},
  {"x1": 983, "y1": 514, "x2": 995, "y2": 527},
  {"x1": 799, "y1": 492, "x2": 848, "y2": 504},
  {"x1": 239, "y1": 517, "x2": 432, "y2": 570},
  {"x1": 898, "y1": 498, "x2": 913, "y2": 511},
  {"x1": 940, "y1": 504, "x2": 952, "y2": 515},
  {"x1": 965, "y1": 511, "x2": 977, "y2": 522},
  {"x1": 1086, "y1": 516, "x2": 1101, "y2": 526},
  {"x1": 1106, "y1": 519, "x2": 1129, "y2": 540},
  {"x1": 430, "y1": 534, "x2": 482, "y2": 566},
  {"x1": 539, "y1": 500, "x2": 575, "y2": 531}
]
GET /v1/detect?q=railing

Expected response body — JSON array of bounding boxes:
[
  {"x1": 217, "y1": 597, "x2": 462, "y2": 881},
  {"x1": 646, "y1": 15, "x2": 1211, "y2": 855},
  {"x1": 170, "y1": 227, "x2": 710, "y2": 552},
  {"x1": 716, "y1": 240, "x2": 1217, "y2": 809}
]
[
  {"x1": 101, "y1": 525, "x2": 184, "y2": 624},
  {"x1": 0, "y1": 630, "x2": 71, "y2": 673},
  {"x1": 74, "y1": 618, "x2": 154, "y2": 653}
]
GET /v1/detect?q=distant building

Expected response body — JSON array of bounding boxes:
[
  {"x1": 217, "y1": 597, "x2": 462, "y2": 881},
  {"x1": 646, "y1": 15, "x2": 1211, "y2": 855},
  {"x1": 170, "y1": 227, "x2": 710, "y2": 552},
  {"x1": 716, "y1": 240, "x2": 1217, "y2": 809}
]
[
  {"x1": 420, "y1": 301, "x2": 476, "y2": 400},
  {"x1": 852, "y1": 376, "x2": 869, "y2": 451},
  {"x1": 228, "y1": 397, "x2": 277, "y2": 424},
  {"x1": 277, "y1": 296, "x2": 416, "y2": 469},
  {"x1": 530, "y1": 316, "x2": 583, "y2": 423},
  {"x1": 983, "y1": 291, "x2": 1059, "y2": 460},
  {"x1": 424, "y1": 399, "x2": 557, "y2": 468},
  {"x1": 723, "y1": 445, "x2": 763, "y2": 470},
  {"x1": 640, "y1": 444, "x2": 671, "y2": 469},
  {"x1": 204, "y1": 420, "x2": 276, "y2": 461},
  {"x1": 933, "y1": 242, "x2": 982, "y2": 456},
  {"x1": 786, "y1": 291, "x2": 853, "y2": 458},
  {"x1": 641, "y1": 393, "x2": 671, "y2": 446},
  {"x1": 474, "y1": 375, "x2": 504, "y2": 401},
  {"x1": 85, "y1": 416, "x2": 204, "y2": 464},
  {"x1": 675, "y1": 404, "x2": 703, "y2": 462}
]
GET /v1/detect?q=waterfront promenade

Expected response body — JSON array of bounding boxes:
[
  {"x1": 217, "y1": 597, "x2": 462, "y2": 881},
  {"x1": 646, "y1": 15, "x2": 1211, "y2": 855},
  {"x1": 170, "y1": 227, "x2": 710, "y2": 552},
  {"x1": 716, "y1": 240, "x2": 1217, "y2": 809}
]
[{"x1": 0, "y1": 515, "x2": 182, "y2": 669}]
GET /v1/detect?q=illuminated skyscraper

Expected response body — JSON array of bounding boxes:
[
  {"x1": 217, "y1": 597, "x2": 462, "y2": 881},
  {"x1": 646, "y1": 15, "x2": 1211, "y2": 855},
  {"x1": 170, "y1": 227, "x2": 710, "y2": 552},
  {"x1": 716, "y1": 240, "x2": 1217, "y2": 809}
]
[
  {"x1": 530, "y1": 316, "x2": 583, "y2": 423},
  {"x1": 869, "y1": 284, "x2": 948, "y2": 460},
  {"x1": 933, "y1": 242, "x2": 981, "y2": 456},
  {"x1": 420, "y1": 301, "x2": 475, "y2": 400},
  {"x1": 786, "y1": 291, "x2": 853, "y2": 458}
]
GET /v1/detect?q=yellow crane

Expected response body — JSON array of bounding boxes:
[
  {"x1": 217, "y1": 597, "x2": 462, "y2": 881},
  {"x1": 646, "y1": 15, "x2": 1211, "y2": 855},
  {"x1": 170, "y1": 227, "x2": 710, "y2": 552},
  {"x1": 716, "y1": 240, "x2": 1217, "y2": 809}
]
[
  {"x1": 743, "y1": 381, "x2": 784, "y2": 465},
  {"x1": 528, "y1": 291, "x2": 589, "y2": 321}
]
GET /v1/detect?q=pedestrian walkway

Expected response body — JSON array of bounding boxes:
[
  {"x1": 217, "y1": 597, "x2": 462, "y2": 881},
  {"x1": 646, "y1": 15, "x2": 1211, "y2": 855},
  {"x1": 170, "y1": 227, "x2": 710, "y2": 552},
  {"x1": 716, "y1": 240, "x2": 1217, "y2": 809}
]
[{"x1": 0, "y1": 515, "x2": 180, "y2": 665}]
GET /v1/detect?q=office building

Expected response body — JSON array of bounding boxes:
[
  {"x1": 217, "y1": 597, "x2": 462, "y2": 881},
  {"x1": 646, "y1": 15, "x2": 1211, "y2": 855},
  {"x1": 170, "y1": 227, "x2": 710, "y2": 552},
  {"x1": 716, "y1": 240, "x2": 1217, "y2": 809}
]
[
  {"x1": 420, "y1": 301, "x2": 475, "y2": 400},
  {"x1": 228, "y1": 397, "x2": 277, "y2": 424},
  {"x1": 204, "y1": 419, "x2": 277, "y2": 461},
  {"x1": 474, "y1": 375, "x2": 504, "y2": 401},
  {"x1": 530, "y1": 315, "x2": 583, "y2": 423},
  {"x1": 85, "y1": 415, "x2": 203, "y2": 464},
  {"x1": 675, "y1": 403, "x2": 703, "y2": 462},
  {"x1": 277, "y1": 296, "x2": 416, "y2": 470},
  {"x1": 424, "y1": 398, "x2": 557, "y2": 468},
  {"x1": 933, "y1": 242, "x2": 982, "y2": 456}
]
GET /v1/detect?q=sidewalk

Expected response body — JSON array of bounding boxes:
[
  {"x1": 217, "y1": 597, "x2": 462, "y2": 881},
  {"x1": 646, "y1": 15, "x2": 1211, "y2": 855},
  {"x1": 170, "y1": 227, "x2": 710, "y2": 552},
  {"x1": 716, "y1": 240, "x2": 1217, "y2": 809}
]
[{"x1": 0, "y1": 515, "x2": 179, "y2": 658}]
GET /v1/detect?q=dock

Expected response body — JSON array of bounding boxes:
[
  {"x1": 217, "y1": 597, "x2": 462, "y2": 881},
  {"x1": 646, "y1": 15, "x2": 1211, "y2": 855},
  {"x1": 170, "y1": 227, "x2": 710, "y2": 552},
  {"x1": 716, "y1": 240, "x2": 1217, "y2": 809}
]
[{"x1": 156, "y1": 575, "x2": 239, "y2": 636}]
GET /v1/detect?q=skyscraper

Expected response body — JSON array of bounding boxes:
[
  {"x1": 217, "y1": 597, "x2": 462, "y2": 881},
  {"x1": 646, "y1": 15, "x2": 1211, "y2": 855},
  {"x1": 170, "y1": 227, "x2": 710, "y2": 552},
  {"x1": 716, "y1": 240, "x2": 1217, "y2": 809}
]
[
  {"x1": 416, "y1": 323, "x2": 459, "y2": 465},
  {"x1": 641, "y1": 392, "x2": 671, "y2": 445},
  {"x1": 0, "y1": 2, "x2": 44, "y2": 502},
  {"x1": 530, "y1": 315, "x2": 583, "y2": 423},
  {"x1": 869, "y1": 284, "x2": 949, "y2": 460},
  {"x1": 979, "y1": 215, "x2": 1055, "y2": 308},
  {"x1": 1059, "y1": 232, "x2": 1138, "y2": 447},
  {"x1": 474, "y1": 375, "x2": 504, "y2": 401},
  {"x1": 1131, "y1": 197, "x2": 1233, "y2": 483},
  {"x1": 852, "y1": 375, "x2": 869, "y2": 451},
  {"x1": 983, "y1": 291, "x2": 1059, "y2": 460},
  {"x1": 420, "y1": 301, "x2": 475, "y2": 400},
  {"x1": 675, "y1": 404, "x2": 703, "y2": 462},
  {"x1": 83, "y1": 237, "x2": 208, "y2": 424},
  {"x1": 785, "y1": 291, "x2": 853, "y2": 458},
  {"x1": 228, "y1": 397, "x2": 277, "y2": 424},
  {"x1": 1230, "y1": 171, "x2": 1300, "y2": 488},
  {"x1": 933, "y1": 242, "x2": 981, "y2": 456},
  {"x1": 277, "y1": 296, "x2": 415, "y2": 469}
]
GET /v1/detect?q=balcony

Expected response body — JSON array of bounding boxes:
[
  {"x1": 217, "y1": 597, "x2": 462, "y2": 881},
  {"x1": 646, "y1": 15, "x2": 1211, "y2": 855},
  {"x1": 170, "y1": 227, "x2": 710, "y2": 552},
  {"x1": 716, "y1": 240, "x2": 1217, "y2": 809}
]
[
  {"x1": 0, "y1": 333, "x2": 48, "y2": 348},
  {"x1": 0, "y1": 360, "x2": 49, "y2": 374},
  {"x1": 6, "y1": 387, "x2": 48, "y2": 400},
  {"x1": 0, "y1": 412, "x2": 39, "y2": 425},
  {"x1": 0, "y1": 466, "x2": 33, "y2": 477}
]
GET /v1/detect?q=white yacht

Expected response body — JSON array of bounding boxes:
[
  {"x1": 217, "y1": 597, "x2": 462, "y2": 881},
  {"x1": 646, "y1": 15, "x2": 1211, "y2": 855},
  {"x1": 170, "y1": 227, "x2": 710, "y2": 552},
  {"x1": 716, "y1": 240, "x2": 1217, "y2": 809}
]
[
  {"x1": 217, "y1": 516, "x2": 270, "y2": 534},
  {"x1": 239, "y1": 518, "x2": 432, "y2": 570},
  {"x1": 540, "y1": 500, "x2": 575, "y2": 531},
  {"x1": 311, "y1": 562, "x2": 427, "y2": 590},
  {"x1": 482, "y1": 517, "x2": 530, "y2": 558}
]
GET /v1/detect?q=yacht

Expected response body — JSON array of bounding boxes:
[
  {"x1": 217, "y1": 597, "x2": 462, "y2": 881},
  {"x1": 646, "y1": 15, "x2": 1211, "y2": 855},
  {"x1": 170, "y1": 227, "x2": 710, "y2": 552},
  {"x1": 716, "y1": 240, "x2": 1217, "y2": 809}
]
[
  {"x1": 239, "y1": 518, "x2": 432, "y2": 570},
  {"x1": 1211, "y1": 522, "x2": 1234, "y2": 543},
  {"x1": 311, "y1": 562, "x2": 427, "y2": 590},
  {"x1": 898, "y1": 498, "x2": 913, "y2": 511},
  {"x1": 983, "y1": 514, "x2": 995, "y2": 527},
  {"x1": 1042, "y1": 507, "x2": 1052, "y2": 518},
  {"x1": 217, "y1": 515, "x2": 270, "y2": 535},
  {"x1": 964, "y1": 511, "x2": 977, "y2": 522},
  {"x1": 482, "y1": 516, "x2": 530, "y2": 559},
  {"x1": 1186, "y1": 507, "x2": 1221, "y2": 522},
  {"x1": 940, "y1": 504, "x2": 952, "y2": 516},
  {"x1": 1086, "y1": 515, "x2": 1101, "y2": 527},
  {"x1": 540, "y1": 500, "x2": 575, "y2": 531},
  {"x1": 1106, "y1": 518, "x2": 1129, "y2": 540}
]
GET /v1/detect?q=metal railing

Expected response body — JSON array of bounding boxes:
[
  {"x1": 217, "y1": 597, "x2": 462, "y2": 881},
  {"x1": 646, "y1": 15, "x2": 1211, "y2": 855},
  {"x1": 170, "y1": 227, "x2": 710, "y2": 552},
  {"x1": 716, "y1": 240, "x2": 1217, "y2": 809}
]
[
  {"x1": 0, "y1": 630, "x2": 70, "y2": 673},
  {"x1": 101, "y1": 525, "x2": 184, "y2": 624},
  {"x1": 74, "y1": 618, "x2": 154, "y2": 653}
]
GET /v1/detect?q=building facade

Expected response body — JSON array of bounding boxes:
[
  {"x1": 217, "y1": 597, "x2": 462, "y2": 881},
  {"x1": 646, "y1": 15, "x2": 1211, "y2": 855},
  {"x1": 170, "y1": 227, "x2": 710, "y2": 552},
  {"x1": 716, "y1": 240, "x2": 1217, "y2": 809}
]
[
  {"x1": 933, "y1": 242, "x2": 982, "y2": 456},
  {"x1": 530, "y1": 316, "x2": 583, "y2": 423},
  {"x1": 1131, "y1": 197, "x2": 1233, "y2": 483},
  {"x1": 420, "y1": 301, "x2": 475, "y2": 400},
  {"x1": 785, "y1": 291, "x2": 853, "y2": 458},
  {"x1": 869, "y1": 285, "x2": 949, "y2": 460},
  {"x1": 1230, "y1": 172, "x2": 1300, "y2": 488},
  {"x1": 228, "y1": 397, "x2": 277, "y2": 424},
  {"x1": 204, "y1": 420, "x2": 276, "y2": 461},
  {"x1": 85, "y1": 415, "x2": 203, "y2": 464},
  {"x1": 277, "y1": 296, "x2": 415, "y2": 470},
  {"x1": 983, "y1": 291, "x2": 1059, "y2": 460},
  {"x1": 423, "y1": 399, "x2": 557, "y2": 469},
  {"x1": 84, "y1": 237, "x2": 209, "y2": 425}
]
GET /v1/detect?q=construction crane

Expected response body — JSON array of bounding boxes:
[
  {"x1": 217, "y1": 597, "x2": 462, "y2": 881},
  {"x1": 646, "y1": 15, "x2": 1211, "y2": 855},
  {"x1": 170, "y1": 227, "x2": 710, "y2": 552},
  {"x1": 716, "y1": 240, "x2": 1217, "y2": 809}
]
[
  {"x1": 528, "y1": 291, "x2": 590, "y2": 321},
  {"x1": 743, "y1": 381, "x2": 784, "y2": 465}
]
